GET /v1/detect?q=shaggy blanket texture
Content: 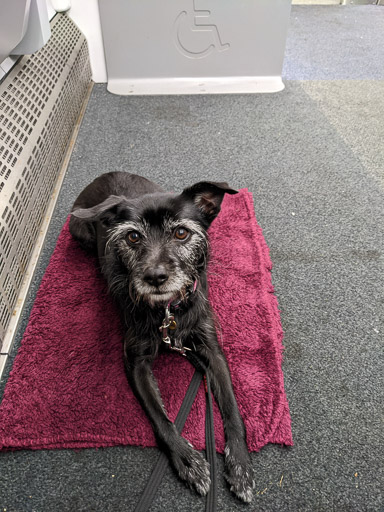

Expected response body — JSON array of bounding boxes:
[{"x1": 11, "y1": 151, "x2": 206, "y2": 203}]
[{"x1": 0, "y1": 190, "x2": 293, "y2": 453}]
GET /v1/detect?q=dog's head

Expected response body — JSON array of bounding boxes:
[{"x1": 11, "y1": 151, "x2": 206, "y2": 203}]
[{"x1": 72, "y1": 181, "x2": 237, "y2": 306}]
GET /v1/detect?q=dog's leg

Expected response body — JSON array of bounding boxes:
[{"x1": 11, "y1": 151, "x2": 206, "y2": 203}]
[
  {"x1": 198, "y1": 343, "x2": 255, "y2": 503},
  {"x1": 124, "y1": 356, "x2": 211, "y2": 496}
]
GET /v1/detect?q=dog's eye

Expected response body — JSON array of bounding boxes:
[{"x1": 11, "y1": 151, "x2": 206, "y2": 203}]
[
  {"x1": 174, "y1": 227, "x2": 189, "y2": 241},
  {"x1": 127, "y1": 231, "x2": 141, "y2": 244}
]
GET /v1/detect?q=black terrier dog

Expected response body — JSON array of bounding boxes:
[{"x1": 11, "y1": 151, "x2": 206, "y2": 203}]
[{"x1": 69, "y1": 172, "x2": 254, "y2": 502}]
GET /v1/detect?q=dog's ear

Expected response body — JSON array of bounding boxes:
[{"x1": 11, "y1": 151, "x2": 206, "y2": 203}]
[
  {"x1": 71, "y1": 195, "x2": 125, "y2": 225},
  {"x1": 181, "y1": 181, "x2": 238, "y2": 225}
]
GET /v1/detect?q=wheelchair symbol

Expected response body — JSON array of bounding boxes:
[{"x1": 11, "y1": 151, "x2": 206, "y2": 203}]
[{"x1": 174, "y1": 0, "x2": 230, "y2": 59}]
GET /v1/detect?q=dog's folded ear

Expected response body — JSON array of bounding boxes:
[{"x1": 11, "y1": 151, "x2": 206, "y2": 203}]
[
  {"x1": 71, "y1": 195, "x2": 125, "y2": 224},
  {"x1": 181, "y1": 181, "x2": 238, "y2": 225}
]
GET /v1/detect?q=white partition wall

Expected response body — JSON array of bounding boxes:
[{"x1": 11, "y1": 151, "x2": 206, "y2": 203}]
[{"x1": 98, "y1": 0, "x2": 292, "y2": 95}]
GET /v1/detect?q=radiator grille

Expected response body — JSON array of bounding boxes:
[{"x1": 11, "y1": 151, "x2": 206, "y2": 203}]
[{"x1": 0, "y1": 14, "x2": 92, "y2": 348}]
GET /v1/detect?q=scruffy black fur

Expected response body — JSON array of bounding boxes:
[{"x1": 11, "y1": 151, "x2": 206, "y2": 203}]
[{"x1": 69, "y1": 172, "x2": 254, "y2": 502}]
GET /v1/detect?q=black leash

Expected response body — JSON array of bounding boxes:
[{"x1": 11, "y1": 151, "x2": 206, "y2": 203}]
[
  {"x1": 187, "y1": 352, "x2": 218, "y2": 512},
  {"x1": 134, "y1": 352, "x2": 217, "y2": 512}
]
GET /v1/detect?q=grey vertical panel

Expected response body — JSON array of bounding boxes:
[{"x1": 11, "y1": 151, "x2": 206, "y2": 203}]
[{"x1": 0, "y1": 14, "x2": 92, "y2": 349}]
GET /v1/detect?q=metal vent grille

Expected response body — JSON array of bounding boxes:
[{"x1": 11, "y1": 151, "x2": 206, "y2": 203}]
[{"x1": 0, "y1": 14, "x2": 92, "y2": 349}]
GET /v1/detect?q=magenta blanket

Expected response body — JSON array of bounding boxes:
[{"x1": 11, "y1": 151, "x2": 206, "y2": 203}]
[{"x1": 0, "y1": 189, "x2": 292, "y2": 453}]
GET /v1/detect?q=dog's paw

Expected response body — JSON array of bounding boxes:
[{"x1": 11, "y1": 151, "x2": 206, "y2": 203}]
[
  {"x1": 170, "y1": 439, "x2": 211, "y2": 496},
  {"x1": 224, "y1": 445, "x2": 255, "y2": 503}
]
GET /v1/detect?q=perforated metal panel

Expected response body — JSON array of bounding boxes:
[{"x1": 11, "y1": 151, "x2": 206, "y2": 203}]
[{"x1": 0, "y1": 14, "x2": 92, "y2": 349}]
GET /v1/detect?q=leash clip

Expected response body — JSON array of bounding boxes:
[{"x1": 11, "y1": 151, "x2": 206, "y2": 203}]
[
  {"x1": 159, "y1": 306, "x2": 173, "y2": 342},
  {"x1": 159, "y1": 306, "x2": 192, "y2": 356},
  {"x1": 169, "y1": 345, "x2": 191, "y2": 356}
]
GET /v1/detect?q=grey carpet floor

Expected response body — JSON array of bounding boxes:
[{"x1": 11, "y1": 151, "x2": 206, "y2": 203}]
[{"x1": 1, "y1": 6, "x2": 383, "y2": 512}]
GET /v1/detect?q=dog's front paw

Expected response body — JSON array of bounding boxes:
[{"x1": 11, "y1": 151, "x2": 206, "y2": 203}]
[
  {"x1": 170, "y1": 439, "x2": 211, "y2": 496},
  {"x1": 224, "y1": 445, "x2": 255, "y2": 503}
]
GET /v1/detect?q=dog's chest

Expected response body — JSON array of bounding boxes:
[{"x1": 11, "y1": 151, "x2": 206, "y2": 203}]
[{"x1": 131, "y1": 302, "x2": 204, "y2": 351}]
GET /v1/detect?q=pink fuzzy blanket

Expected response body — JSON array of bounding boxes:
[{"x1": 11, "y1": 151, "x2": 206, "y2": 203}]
[{"x1": 0, "y1": 189, "x2": 292, "y2": 453}]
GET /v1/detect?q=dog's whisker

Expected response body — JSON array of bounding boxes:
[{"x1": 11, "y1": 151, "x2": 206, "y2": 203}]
[{"x1": 206, "y1": 270, "x2": 224, "y2": 278}]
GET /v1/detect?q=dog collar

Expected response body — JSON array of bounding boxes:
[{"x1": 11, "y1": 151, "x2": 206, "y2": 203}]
[
  {"x1": 159, "y1": 305, "x2": 191, "y2": 356},
  {"x1": 167, "y1": 280, "x2": 198, "y2": 310},
  {"x1": 159, "y1": 280, "x2": 198, "y2": 355}
]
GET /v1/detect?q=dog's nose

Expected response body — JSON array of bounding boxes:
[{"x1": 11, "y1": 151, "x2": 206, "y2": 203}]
[{"x1": 143, "y1": 266, "x2": 169, "y2": 287}]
